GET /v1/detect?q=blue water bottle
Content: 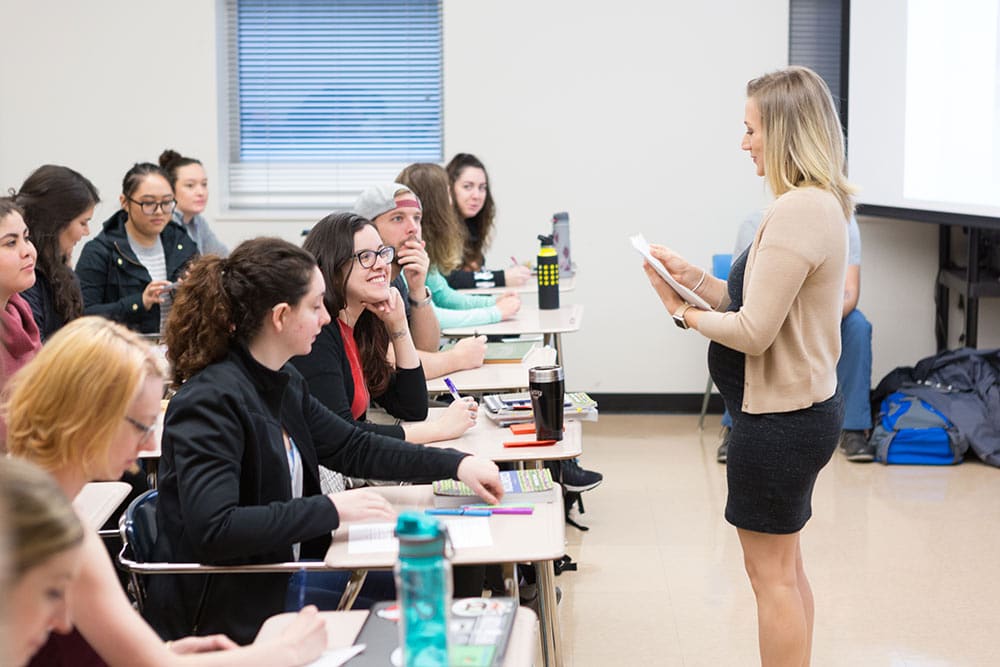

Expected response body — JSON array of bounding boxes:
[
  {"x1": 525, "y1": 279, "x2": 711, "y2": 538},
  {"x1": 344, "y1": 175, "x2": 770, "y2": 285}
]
[{"x1": 395, "y1": 512, "x2": 452, "y2": 667}]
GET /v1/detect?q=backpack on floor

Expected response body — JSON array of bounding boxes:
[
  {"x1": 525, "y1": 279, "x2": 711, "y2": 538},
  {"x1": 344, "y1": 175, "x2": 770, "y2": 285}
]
[{"x1": 870, "y1": 390, "x2": 968, "y2": 465}]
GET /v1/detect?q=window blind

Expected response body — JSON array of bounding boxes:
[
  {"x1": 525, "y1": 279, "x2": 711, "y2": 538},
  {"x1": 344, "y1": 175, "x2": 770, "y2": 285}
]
[
  {"x1": 789, "y1": 0, "x2": 848, "y2": 125},
  {"x1": 223, "y1": 0, "x2": 442, "y2": 210}
]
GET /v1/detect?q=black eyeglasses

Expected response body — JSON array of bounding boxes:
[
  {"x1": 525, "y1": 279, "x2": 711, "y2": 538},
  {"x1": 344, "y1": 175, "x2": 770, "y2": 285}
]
[
  {"x1": 126, "y1": 197, "x2": 177, "y2": 215},
  {"x1": 354, "y1": 245, "x2": 395, "y2": 268},
  {"x1": 124, "y1": 415, "x2": 156, "y2": 444}
]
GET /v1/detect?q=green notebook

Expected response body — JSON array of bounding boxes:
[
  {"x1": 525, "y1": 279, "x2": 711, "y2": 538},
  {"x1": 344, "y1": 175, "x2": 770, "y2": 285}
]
[{"x1": 440, "y1": 340, "x2": 538, "y2": 364}]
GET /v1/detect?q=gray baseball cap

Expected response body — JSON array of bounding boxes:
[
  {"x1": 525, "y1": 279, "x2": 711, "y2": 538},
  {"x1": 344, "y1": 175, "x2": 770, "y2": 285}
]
[{"x1": 352, "y1": 183, "x2": 421, "y2": 222}]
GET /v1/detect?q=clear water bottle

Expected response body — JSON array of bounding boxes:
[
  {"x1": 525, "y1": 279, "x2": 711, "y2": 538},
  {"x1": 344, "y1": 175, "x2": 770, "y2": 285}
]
[
  {"x1": 551, "y1": 211, "x2": 572, "y2": 276},
  {"x1": 394, "y1": 512, "x2": 451, "y2": 667},
  {"x1": 537, "y1": 234, "x2": 560, "y2": 310}
]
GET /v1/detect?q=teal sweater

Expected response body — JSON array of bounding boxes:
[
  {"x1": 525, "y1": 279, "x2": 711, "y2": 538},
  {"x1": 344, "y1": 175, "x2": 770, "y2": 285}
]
[{"x1": 426, "y1": 268, "x2": 502, "y2": 328}]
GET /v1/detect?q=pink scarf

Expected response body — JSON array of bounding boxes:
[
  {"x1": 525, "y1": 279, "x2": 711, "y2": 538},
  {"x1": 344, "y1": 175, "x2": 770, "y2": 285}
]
[{"x1": 1, "y1": 292, "x2": 42, "y2": 387}]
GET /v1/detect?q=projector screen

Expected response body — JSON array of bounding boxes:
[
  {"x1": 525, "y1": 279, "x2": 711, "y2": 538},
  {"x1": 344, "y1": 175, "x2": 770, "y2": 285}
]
[{"x1": 849, "y1": 0, "x2": 1000, "y2": 220}]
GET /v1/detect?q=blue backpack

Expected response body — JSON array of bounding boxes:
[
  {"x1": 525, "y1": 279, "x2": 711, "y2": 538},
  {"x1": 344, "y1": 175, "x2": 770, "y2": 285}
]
[{"x1": 870, "y1": 391, "x2": 968, "y2": 465}]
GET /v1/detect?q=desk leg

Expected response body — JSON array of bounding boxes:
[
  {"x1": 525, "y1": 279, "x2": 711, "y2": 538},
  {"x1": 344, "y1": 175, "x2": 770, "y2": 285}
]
[
  {"x1": 542, "y1": 333, "x2": 564, "y2": 366},
  {"x1": 336, "y1": 569, "x2": 369, "y2": 610},
  {"x1": 965, "y1": 227, "x2": 981, "y2": 348},
  {"x1": 936, "y1": 224, "x2": 950, "y2": 351},
  {"x1": 535, "y1": 560, "x2": 563, "y2": 667}
]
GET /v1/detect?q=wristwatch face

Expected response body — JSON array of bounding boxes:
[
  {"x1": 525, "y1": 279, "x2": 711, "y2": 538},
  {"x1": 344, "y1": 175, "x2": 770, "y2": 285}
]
[{"x1": 673, "y1": 307, "x2": 688, "y2": 329}]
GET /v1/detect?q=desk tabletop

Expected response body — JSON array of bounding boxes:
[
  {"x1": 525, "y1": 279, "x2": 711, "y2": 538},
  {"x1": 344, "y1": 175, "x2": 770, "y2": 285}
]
[
  {"x1": 256, "y1": 607, "x2": 537, "y2": 666},
  {"x1": 73, "y1": 481, "x2": 131, "y2": 530},
  {"x1": 324, "y1": 484, "x2": 565, "y2": 570},
  {"x1": 426, "y1": 346, "x2": 557, "y2": 394},
  {"x1": 459, "y1": 274, "x2": 576, "y2": 295},
  {"x1": 415, "y1": 407, "x2": 582, "y2": 462},
  {"x1": 442, "y1": 304, "x2": 583, "y2": 338}
]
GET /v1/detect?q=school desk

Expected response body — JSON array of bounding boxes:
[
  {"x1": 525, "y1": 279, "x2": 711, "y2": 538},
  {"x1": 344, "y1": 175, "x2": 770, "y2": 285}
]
[
  {"x1": 458, "y1": 274, "x2": 576, "y2": 295},
  {"x1": 255, "y1": 606, "x2": 538, "y2": 666},
  {"x1": 441, "y1": 304, "x2": 584, "y2": 366},
  {"x1": 324, "y1": 484, "x2": 566, "y2": 667},
  {"x1": 426, "y1": 345, "x2": 558, "y2": 394}
]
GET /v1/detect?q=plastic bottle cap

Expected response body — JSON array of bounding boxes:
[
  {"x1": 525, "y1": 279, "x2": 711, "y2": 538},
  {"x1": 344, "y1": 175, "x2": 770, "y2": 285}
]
[{"x1": 396, "y1": 512, "x2": 446, "y2": 558}]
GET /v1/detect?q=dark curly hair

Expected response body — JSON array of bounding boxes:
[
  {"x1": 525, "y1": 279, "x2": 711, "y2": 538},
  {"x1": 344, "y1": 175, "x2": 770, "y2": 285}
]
[
  {"x1": 302, "y1": 213, "x2": 392, "y2": 395},
  {"x1": 445, "y1": 153, "x2": 496, "y2": 271},
  {"x1": 165, "y1": 238, "x2": 316, "y2": 386},
  {"x1": 13, "y1": 165, "x2": 99, "y2": 326}
]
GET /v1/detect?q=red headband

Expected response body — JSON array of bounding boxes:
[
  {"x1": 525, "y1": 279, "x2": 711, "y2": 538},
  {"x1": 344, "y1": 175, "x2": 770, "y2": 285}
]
[{"x1": 394, "y1": 198, "x2": 421, "y2": 211}]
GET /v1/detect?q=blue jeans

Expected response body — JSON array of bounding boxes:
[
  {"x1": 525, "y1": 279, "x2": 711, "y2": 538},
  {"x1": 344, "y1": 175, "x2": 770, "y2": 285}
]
[{"x1": 721, "y1": 309, "x2": 872, "y2": 431}]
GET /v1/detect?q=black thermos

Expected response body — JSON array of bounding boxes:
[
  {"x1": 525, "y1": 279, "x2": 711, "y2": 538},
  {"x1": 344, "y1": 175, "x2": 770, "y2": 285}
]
[{"x1": 536, "y1": 234, "x2": 560, "y2": 310}]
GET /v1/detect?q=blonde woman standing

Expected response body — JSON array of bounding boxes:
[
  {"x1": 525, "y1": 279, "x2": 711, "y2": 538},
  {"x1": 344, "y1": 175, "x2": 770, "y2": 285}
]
[{"x1": 643, "y1": 67, "x2": 853, "y2": 666}]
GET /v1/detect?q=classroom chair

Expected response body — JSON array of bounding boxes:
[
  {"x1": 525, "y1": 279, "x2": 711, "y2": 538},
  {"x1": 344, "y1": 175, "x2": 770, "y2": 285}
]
[
  {"x1": 117, "y1": 490, "x2": 367, "y2": 612},
  {"x1": 697, "y1": 254, "x2": 732, "y2": 429}
]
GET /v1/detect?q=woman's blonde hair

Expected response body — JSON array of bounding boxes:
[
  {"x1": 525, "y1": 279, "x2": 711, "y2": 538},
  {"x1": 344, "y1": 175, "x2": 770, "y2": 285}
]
[
  {"x1": 0, "y1": 457, "x2": 84, "y2": 577},
  {"x1": 3, "y1": 317, "x2": 164, "y2": 476},
  {"x1": 396, "y1": 163, "x2": 465, "y2": 274},
  {"x1": 748, "y1": 66, "x2": 856, "y2": 219}
]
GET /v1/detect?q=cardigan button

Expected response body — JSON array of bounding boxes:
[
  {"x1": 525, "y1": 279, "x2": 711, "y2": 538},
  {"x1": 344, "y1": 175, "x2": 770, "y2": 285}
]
[
  {"x1": 132, "y1": 303, "x2": 139, "y2": 311},
  {"x1": 117, "y1": 258, "x2": 123, "y2": 265},
  {"x1": 177, "y1": 244, "x2": 183, "y2": 250}
]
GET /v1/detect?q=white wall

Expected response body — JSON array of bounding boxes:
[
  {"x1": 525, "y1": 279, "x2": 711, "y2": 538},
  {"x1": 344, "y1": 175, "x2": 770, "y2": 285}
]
[{"x1": 1, "y1": 1, "x2": 992, "y2": 394}]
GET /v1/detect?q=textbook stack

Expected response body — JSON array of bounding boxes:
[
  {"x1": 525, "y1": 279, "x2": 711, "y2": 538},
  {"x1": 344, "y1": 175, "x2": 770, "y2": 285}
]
[{"x1": 481, "y1": 391, "x2": 599, "y2": 427}]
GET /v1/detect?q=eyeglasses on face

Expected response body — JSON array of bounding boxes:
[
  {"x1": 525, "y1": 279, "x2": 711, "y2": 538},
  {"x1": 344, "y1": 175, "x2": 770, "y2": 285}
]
[
  {"x1": 354, "y1": 245, "x2": 395, "y2": 269},
  {"x1": 124, "y1": 415, "x2": 156, "y2": 444},
  {"x1": 127, "y1": 197, "x2": 177, "y2": 216}
]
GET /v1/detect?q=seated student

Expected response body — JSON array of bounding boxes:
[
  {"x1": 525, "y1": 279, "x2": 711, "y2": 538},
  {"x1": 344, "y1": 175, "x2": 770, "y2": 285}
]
[
  {"x1": 444, "y1": 153, "x2": 531, "y2": 290},
  {"x1": 1, "y1": 457, "x2": 86, "y2": 667},
  {"x1": 3, "y1": 316, "x2": 329, "y2": 667},
  {"x1": 294, "y1": 212, "x2": 478, "y2": 444},
  {"x1": 0, "y1": 198, "x2": 42, "y2": 409},
  {"x1": 149, "y1": 238, "x2": 503, "y2": 644},
  {"x1": 159, "y1": 149, "x2": 229, "y2": 257},
  {"x1": 396, "y1": 162, "x2": 521, "y2": 328},
  {"x1": 76, "y1": 163, "x2": 197, "y2": 334},
  {"x1": 717, "y1": 211, "x2": 874, "y2": 462},
  {"x1": 353, "y1": 183, "x2": 489, "y2": 379},
  {"x1": 14, "y1": 165, "x2": 99, "y2": 340}
]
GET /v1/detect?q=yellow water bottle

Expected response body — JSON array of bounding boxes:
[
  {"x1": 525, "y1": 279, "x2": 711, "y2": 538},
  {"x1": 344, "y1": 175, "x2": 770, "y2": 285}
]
[{"x1": 537, "y1": 234, "x2": 560, "y2": 310}]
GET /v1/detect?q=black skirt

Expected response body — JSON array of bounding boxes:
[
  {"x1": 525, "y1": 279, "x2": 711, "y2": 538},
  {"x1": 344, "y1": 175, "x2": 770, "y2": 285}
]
[{"x1": 708, "y1": 249, "x2": 843, "y2": 534}]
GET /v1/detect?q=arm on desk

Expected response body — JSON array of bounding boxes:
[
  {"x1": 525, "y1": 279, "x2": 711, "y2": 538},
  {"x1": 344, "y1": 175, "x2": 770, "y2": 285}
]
[{"x1": 417, "y1": 335, "x2": 487, "y2": 380}]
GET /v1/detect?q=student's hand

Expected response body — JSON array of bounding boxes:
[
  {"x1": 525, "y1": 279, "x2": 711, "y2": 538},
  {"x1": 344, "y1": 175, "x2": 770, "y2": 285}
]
[
  {"x1": 364, "y1": 286, "x2": 409, "y2": 331},
  {"x1": 167, "y1": 634, "x2": 239, "y2": 653},
  {"x1": 456, "y1": 456, "x2": 504, "y2": 505},
  {"x1": 436, "y1": 396, "x2": 478, "y2": 439},
  {"x1": 142, "y1": 280, "x2": 173, "y2": 311},
  {"x1": 450, "y1": 335, "x2": 487, "y2": 370},
  {"x1": 495, "y1": 292, "x2": 521, "y2": 320},
  {"x1": 503, "y1": 265, "x2": 532, "y2": 287},
  {"x1": 328, "y1": 488, "x2": 397, "y2": 523},
  {"x1": 398, "y1": 237, "x2": 430, "y2": 295},
  {"x1": 273, "y1": 606, "x2": 328, "y2": 665}
]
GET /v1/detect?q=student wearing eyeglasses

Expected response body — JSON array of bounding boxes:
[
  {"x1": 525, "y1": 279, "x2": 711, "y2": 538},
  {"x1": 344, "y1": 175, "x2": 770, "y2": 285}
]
[
  {"x1": 76, "y1": 162, "x2": 198, "y2": 334},
  {"x1": 294, "y1": 212, "x2": 477, "y2": 448}
]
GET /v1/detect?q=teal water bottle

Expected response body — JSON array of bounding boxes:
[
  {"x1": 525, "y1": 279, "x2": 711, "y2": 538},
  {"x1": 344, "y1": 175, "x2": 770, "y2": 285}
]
[{"x1": 395, "y1": 512, "x2": 452, "y2": 667}]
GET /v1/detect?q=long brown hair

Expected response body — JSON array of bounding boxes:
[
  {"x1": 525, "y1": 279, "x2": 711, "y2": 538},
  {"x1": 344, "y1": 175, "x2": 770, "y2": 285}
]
[
  {"x1": 13, "y1": 165, "x2": 99, "y2": 326},
  {"x1": 165, "y1": 238, "x2": 316, "y2": 386},
  {"x1": 303, "y1": 214, "x2": 392, "y2": 395},
  {"x1": 445, "y1": 153, "x2": 496, "y2": 270},
  {"x1": 396, "y1": 163, "x2": 464, "y2": 274}
]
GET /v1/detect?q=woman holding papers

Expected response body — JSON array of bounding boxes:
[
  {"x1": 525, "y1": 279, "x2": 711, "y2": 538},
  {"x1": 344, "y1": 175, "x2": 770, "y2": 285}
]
[
  {"x1": 642, "y1": 67, "x2": 852, "y2": 667},
  {"x1": 4, "y1": 317, "x2": 329, "y2": 666},
  {"x1": 149, "y1": 238, "x2": 502, "y2": 644},
  {"x1": 295, "y1": 212, "x2": 478, "y2": 445}
]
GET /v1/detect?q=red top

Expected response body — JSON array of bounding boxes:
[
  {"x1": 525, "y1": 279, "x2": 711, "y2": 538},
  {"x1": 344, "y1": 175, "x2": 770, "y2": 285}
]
[{"x1": 336, "y1": 318, "x2": 370, "y2": 420}]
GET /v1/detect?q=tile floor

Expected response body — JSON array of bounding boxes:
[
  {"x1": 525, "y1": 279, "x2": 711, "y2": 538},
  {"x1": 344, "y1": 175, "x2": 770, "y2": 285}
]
[{"x1": 554, "y1": 413, "x2": 1000, "y2": 666}]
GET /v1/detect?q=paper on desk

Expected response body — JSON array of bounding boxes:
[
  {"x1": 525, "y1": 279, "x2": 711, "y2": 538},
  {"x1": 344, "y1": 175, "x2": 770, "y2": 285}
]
[
  {"x1": 303, "y1": 644, "x2": 365, "y2": 667},
  {"x1": 348, "y1": 518, "x2": 493, "y2": 554}
]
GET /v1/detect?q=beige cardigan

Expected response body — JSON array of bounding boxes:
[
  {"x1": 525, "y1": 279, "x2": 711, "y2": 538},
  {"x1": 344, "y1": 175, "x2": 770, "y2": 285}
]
[{"x1": 697, "y1": 187, "x2": 847, "y2": 414}]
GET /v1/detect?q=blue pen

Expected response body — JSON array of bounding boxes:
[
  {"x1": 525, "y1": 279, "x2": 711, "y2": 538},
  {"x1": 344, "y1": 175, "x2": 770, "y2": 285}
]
[
  {"x1": 443, "y1": 377, "x2": 462, "y2": 402},
  {"x1": 426, "y1": 508, "x2": 492, "y2": 517}
]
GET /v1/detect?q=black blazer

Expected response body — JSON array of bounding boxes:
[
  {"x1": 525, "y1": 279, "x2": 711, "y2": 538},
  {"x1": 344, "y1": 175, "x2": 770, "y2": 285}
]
[
  {"x1": 290, "y1": 319, "x2": 428, "y2": 439},
  {"x1": 146, "y1": 345, "x2": 467, "y2": 644},
  {"x1": 76, "y1": 209, "x2": 197, "y2": 333}
]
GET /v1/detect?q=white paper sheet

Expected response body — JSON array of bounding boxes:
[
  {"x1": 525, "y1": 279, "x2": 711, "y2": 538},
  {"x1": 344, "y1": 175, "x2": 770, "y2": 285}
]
[
  {"x1": 304, "y1": 644, "x2": 366, "y2": 667},
  {"x1": 347, "y1": 518, "x2": 493, "y2": 554}
]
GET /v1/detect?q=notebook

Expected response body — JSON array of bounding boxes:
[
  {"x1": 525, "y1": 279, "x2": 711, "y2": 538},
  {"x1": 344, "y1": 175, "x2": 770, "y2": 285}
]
[
  {"x1": 432, "y1": 469, "x2": 555, "y2": 506},
  {"x1": 629, "y1": 233, "x2": 712, "y2": 310}
]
